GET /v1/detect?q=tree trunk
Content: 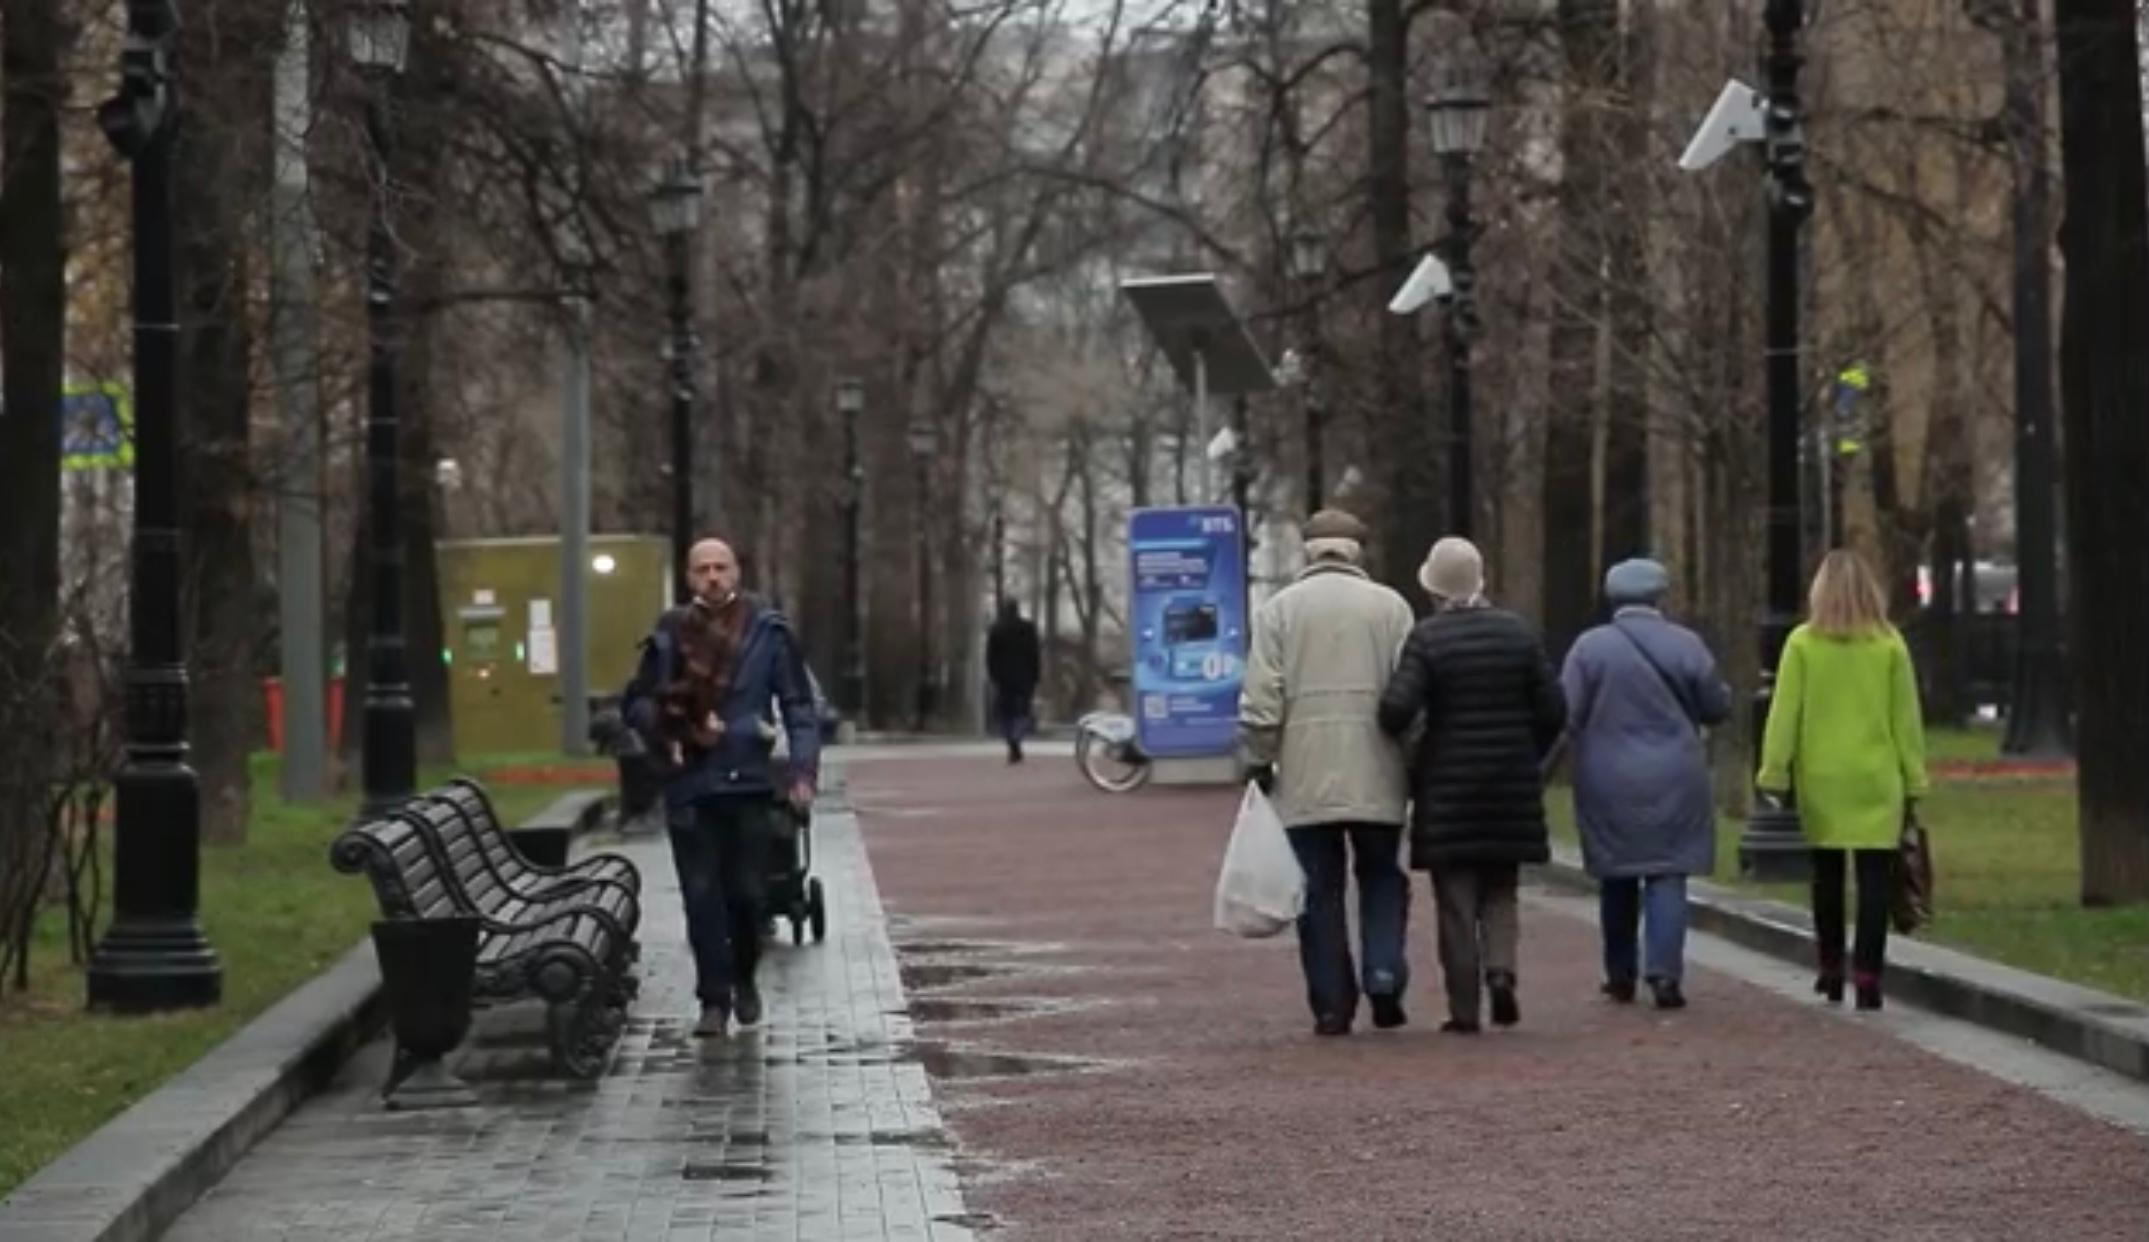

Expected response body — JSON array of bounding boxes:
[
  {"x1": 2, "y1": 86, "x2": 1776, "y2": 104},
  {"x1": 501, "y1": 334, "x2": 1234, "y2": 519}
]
[
  {"x1": 1600, "y1": 0, "x2": 1654, "y2": 569},
  {"x1": 1916, "y1": 234, "x2": 1975, "y2": 727},
  {"x1": 1543, "y1": 0, "x2": 1616, "y2": 660},
  {"x1": 2055, "y1": 0, "x2": 2149, "y2": 903},
  {"x1": 0, "y1": 0, "x2": 70, "y2": 969},
  {"x1": 176, "y1": 0, "x2": 279, "y2": 842},
  {"x1": 1368, "y1": 0, "x2": 1433, "y2": 592}
]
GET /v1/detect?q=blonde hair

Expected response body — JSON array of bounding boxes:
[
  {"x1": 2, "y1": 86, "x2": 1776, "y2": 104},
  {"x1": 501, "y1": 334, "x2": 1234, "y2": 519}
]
[{"x1": 1807, "y1": 550, "x2": 1890, "y2": 638}]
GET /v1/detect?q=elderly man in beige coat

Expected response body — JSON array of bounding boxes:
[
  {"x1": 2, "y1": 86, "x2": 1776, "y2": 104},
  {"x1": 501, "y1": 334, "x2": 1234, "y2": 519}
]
[{"x1": 1239, "y1": 509, "x2": 1417, "y2": 1036}]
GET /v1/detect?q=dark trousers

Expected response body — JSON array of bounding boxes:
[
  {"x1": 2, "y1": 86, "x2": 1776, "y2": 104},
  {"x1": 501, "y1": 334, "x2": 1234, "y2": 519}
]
[
  {"x1": 1285, "y1": 823, "x2": 1410, "y2": 1022},
  {"x1": 1811, "y1": 847, "x2": 1892, "y2": 979},
  {"x1": 1431, "y1": 863, "x2": 1520, "y2": 1023},
  {"x1": 995, "y1": 688, "x2": 1033, "y2": 754},
  {"x1": 667, "y1": 796, "x2": 775, "y2": 1006},
  {"x1": 1600, "y1": 874, "x2": 1689, "y2": 985}
]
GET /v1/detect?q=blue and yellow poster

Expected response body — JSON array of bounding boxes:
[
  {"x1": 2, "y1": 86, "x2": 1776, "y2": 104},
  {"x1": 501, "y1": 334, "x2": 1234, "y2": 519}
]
[{"x1": 1128, "y1": 505, "x2": 1246, "y2": 758}]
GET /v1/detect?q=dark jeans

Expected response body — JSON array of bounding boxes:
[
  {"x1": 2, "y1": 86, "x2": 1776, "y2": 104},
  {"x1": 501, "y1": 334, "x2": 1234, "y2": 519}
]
[
  {"x1": 1811, "y1": 847, "x2": 1892, "y2": 979},
  {"x1": 995, "y1": 689, "x2": 1033, "y2": 750},
  {"x1": 667, "y1": 796, "x2": 776, "y2": 1006},
  {"x1": 1600, "y1": 874, "x2": 1689, "y2": 985},
  {"x1": 1286, "y1": 823, "x2": 1410, "y2": 1022}
]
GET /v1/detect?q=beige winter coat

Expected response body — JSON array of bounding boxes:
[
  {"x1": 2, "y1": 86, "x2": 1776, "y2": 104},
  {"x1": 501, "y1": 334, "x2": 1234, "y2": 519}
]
[{"x1": 1238, "y1": 561, "x2": 1416, "y2": 828}]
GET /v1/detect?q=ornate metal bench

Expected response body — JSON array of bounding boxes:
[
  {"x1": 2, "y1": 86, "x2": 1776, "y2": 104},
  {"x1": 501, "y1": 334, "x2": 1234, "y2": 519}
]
[{"x1": 331, "y1": 783, "x2": 642, "y2": 1080}]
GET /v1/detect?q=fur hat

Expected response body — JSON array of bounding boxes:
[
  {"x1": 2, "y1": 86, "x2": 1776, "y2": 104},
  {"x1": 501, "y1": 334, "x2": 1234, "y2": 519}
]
[{"x1": 1418, "y1": 537, "x2": 1485, "y2": 602}]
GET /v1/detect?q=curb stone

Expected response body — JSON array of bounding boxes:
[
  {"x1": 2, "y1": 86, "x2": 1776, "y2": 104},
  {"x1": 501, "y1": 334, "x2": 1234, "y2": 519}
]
[
  {"x1": 0, "y1": 943, "x2": 383, "y2": 1242},
  {"x1": 1535, "y1": 846, "x2": 2149, "y2": 1085}
]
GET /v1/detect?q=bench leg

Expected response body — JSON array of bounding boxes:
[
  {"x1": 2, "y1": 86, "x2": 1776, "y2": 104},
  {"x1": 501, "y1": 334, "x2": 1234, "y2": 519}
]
[
  {"x1": 372, "y1": 918, "x2": 480, "y2": 1111},
  {"x1": 547, "y1": 982, "x2": 626, "y2": 1080}
]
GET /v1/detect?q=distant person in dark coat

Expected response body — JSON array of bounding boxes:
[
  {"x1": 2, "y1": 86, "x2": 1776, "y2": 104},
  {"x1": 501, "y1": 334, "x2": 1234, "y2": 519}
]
[
  {"x1": 1558, "y1": 558, "x2": 1731, "y2": 1010},
  {"x1": 986, "y1": 599, "x2": 1043, "y2": 763},
  {"x1": 1378, "y1": 537, "x2": 1566, "y2": 1034}
]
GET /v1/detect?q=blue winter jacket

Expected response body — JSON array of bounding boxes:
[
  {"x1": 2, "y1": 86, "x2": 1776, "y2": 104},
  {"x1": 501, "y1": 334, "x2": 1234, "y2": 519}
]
[{"x1": 621, "y1": 597, "x2": 822, "y2": 808}]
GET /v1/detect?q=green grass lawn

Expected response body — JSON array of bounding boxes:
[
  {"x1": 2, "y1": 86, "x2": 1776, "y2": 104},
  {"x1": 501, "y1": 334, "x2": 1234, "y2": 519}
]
[
  {"x1": 0, "y1": 755, "x2": 579, "y2": 1198},
  {"x1": 1548, "y1": 727, "x2": 2149, "y2": 1003}
]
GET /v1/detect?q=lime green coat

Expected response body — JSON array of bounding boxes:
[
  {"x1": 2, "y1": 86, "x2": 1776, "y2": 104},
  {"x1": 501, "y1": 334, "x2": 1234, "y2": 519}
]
[{"x1": 1755, "y1": 624, "x2": 1930, "y2": 849}]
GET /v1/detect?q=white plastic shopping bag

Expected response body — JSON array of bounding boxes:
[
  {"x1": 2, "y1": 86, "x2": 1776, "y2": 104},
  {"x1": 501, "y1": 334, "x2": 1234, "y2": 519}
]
[{"x1": 1213, "y1": 782, "x2": 1306, "y2": 938}]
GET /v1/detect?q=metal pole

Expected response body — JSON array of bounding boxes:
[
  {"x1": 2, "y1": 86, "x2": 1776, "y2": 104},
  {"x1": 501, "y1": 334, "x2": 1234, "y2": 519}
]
[
  {"x1": 2000, "y1": 0, "x2": 2069, "y2": 757},
  {"x1": 842, "y1": 402, "x2": 866, "y2": 720},
  {"x1": 89, "y1": 0, "x2": 222, "y2": 1011},
  {"x1": 1445, "y1": 151, "x2": 1477, "y2": 538},
  {"x1": 1231, "y1": 394, "x2": 1253, "y2": 579},
  {"x1": 1194, "y1": 346, "x2": 1211, "y2": 502},
  {"x1": 667, "y1": 229, "x2": 694, "y2": 601},
  {"x1": 1301, "y1": 289, "x2": 1325, "y2": 513},
  {"x1": 914, "y1": 449, "x2": 932, "y2": 731},
  {"x1": 1741, "y1": 0, "x2": 1812, "y2": 882},
  {"x1": 560, "y1": 293, "x2": 592, "y2": 755},
  {"x1": 272, "y1": 0, "x2": 326, "y2": 802},
  {"x1": 359, "y1": 82, "x2": 416, "y2": 817}
]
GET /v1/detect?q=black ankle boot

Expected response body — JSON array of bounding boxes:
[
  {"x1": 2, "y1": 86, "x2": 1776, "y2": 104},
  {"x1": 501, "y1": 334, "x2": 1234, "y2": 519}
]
[
  {"x1": 1854, "y1": 971, "x2": 1882, "y2": 1011},
  {"x1": 1602, "y1": 977, "x2": 1637, "y2": 1004},
  {"x1": 1487, "y1": 973, "x2": 1520, "y2": 1027}
]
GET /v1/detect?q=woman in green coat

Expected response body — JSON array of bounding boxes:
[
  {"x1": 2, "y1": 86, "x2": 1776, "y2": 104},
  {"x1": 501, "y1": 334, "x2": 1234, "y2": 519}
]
[{"x1": 1757, "y1": 550, "x2": 1929, "y2": 1011}]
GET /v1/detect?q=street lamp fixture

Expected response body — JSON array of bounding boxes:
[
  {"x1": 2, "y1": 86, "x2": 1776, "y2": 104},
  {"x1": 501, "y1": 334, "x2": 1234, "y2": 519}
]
[
  {"x1": 1426, "y1": 49, "x2": 1491, "y2": 158},
  {"x1": 1288, "y1": 229, "x2": 1325, "y2": 285},
  {"x1": 651, "y1": 161, "x2": 702, "y2": 239},
  {"x1": 346, "y1": 0, "x2": 411, "y2": 75},
  {"x1": 87, "y1": 0, "x2": 224, "y2": 1012}
]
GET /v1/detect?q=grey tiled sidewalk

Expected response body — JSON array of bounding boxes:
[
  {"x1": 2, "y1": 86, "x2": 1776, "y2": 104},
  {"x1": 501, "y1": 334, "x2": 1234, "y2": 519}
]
[{"x1": 163, "y1": 789, "x2": 975, "y2": 1242}]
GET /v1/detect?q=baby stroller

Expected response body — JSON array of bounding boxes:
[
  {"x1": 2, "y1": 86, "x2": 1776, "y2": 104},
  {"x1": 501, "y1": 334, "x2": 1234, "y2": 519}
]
[{"x1": 767, "y1": 756, "x2": 828, "y2": 945}]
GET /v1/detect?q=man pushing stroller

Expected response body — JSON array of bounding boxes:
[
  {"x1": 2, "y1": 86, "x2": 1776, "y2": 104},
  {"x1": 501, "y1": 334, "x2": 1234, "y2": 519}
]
[{"x1": 623, "y1": 537, "x2": 821, "y2": 1038}]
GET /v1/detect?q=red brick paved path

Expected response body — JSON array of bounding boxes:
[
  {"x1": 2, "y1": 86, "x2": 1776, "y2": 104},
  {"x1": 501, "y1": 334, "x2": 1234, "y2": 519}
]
[{"x1": 849, "y1": 755, "x2": 2148, "y2": 1242}]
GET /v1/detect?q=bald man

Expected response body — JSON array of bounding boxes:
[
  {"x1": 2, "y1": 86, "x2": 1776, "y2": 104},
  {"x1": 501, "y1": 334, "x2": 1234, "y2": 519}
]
[{"x1": 623, "y1": 538, "x2": 821, "y2": 1038}]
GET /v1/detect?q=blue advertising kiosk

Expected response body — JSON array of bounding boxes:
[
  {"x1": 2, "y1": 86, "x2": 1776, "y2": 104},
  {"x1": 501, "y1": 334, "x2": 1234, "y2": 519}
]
[
  {"x1": 1119, "y1": 273, "x2": 1275, "y2": 785},
  {"x1": 1129, "y1": 506, "x2": 1247, "y2": 772}
]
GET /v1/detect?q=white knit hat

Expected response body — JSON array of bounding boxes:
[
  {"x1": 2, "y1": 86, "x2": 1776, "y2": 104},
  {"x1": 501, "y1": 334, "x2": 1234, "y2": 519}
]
[{"x1": 1418, "y1": 536, "x2": 1485, "y2": 602}]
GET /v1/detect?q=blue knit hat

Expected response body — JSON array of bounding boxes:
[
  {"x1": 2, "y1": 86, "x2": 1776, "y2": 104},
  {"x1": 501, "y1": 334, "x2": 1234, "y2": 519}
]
[{"x1": 1604, "y1": 558, "x2": 1671, "y2": 607}]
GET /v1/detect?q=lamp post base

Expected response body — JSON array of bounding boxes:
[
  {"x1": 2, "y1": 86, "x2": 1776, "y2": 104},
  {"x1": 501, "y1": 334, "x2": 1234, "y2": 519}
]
[
  {"x1": 87, "y1": 918, "x2": 222, "y2": 1012},
  {"x1": 1738, "y1": 798, "x2": 1810, "y2": 883}
]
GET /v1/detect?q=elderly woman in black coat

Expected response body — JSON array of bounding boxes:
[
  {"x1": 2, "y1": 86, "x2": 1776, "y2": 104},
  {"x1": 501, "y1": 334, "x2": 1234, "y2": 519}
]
[{"x1": 1378, "y1": 537, "x2": 1567, "y2": 1033}]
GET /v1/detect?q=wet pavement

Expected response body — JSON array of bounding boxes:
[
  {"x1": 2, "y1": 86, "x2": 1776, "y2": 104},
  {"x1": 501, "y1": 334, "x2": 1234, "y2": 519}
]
[
  {"x1": 848, "y1": 755, "x2": 2149, "y2": 1242},
  {"x1": 161, "y1": 782, "x2": 975, "y2": 1242}
]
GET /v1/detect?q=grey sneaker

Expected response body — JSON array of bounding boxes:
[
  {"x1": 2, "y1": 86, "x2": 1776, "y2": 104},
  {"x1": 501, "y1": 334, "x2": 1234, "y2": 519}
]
[{"x1": 693, "y1": 1003, "x2": 729, "y2": 1038}]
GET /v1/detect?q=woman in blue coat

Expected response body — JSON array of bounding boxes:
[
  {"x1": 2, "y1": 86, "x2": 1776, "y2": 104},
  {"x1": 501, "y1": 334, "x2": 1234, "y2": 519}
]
[{"x1": 1558, "y1": 559, "x2": 1731, "y2": 1009}]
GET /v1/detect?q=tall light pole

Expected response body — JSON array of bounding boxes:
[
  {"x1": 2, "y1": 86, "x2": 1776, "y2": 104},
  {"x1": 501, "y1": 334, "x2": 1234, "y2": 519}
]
[
  {"x1": 836, "y1": 379, "x2": 867, "y2": 722},
  {"x1": 907, "y1": 417, "x2": 935, "y2": 730},
  {"x1": 1742, "y1": 0, "x2": 1815, "y2": 881},
  {"x1": 1287, "y1": 228, "x2": 1327, "y2": 513},
  {"x1": 352, "y1": 0, "x2": 415, "y2": 819},
  {"x1": 1427, "y1": 47, "x2": 1488, "y2": 538},
  {"x1": 651, "y1": 162, "x2": 702, "y2": 600},
  {"x1": 87, "y1": 0, "x2": 222, "y2": 1011}
]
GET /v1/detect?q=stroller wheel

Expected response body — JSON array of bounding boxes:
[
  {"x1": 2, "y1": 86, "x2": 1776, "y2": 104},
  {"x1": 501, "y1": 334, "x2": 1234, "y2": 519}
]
[
  {"x1": 791, "y1": 912, "x2": 806, "y2": 947},
  {"x1": 808, "y1": 877, "x2": 828, "y2": 944}
]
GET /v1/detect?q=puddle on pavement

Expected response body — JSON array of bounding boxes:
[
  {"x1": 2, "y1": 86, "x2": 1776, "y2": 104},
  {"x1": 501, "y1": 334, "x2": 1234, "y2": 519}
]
[
  {"x1": 2079, "y1": 1001, "x2": 2148, "y2": 1018},
  {"x1": 935, "y1": 1211, "x2": 1000, "y2": 1231},
  {"x1": 900, "y1": 959, "x2": 1008, "y2": 991},
  {"x1": 908, "y1": 997, "x2": 1038, "y2": 1023},
  {"x1": 908, "y1": 1041, "x2": 1095, "y2": 1081},
  {"x1": 681, "y1": 1162, "x2": 771, "y2": 1183},
  {"x1": 895, "y1": 938, "x2": 1003, "y2": 956}
]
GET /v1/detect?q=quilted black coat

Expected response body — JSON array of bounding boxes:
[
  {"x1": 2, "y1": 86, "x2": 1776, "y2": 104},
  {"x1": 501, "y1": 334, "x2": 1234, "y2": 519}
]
[{"x1": 1377, "y1": 605, "x2": 1567, "y2": 869}]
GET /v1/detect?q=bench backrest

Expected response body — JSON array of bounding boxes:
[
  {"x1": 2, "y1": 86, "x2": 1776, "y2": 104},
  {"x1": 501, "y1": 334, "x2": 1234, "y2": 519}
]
[
  {"x1": 396, "y1": 798, "x2": 524, "y2": 923},
  {"x1": 431, "y1": 780, "x2": 527, "y2": 881},
  {"x1": 328, "y1": 814, "x2": 465, "y2": 920}
]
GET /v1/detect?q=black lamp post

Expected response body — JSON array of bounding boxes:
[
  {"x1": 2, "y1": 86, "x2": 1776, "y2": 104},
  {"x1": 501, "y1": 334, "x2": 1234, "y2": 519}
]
[
  {"x1": 87, "y1": 0, "x2": 222, "y2": 1012},
  {"x1": 352, "y1": 0, "x2": 416, "y2": 820},
  {"x1": 1287, "y1": 229, "x2": 1327, "y2": 513},
  {"x1": 836, "y1": 379, "x2": 867, "y2": 721},
  {"x1": 652, "y1": 162, "x2": 703, "y2": 601},
  {"x1": 1740, "y1": 0, "x2": 1815, "y2": 882},
  {"x1": 907, "y1": 417, "x2": 935, "y2": 730},
  {"x1": 1427, "y1": 47, "x2": 1488, "y2": 539}
]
